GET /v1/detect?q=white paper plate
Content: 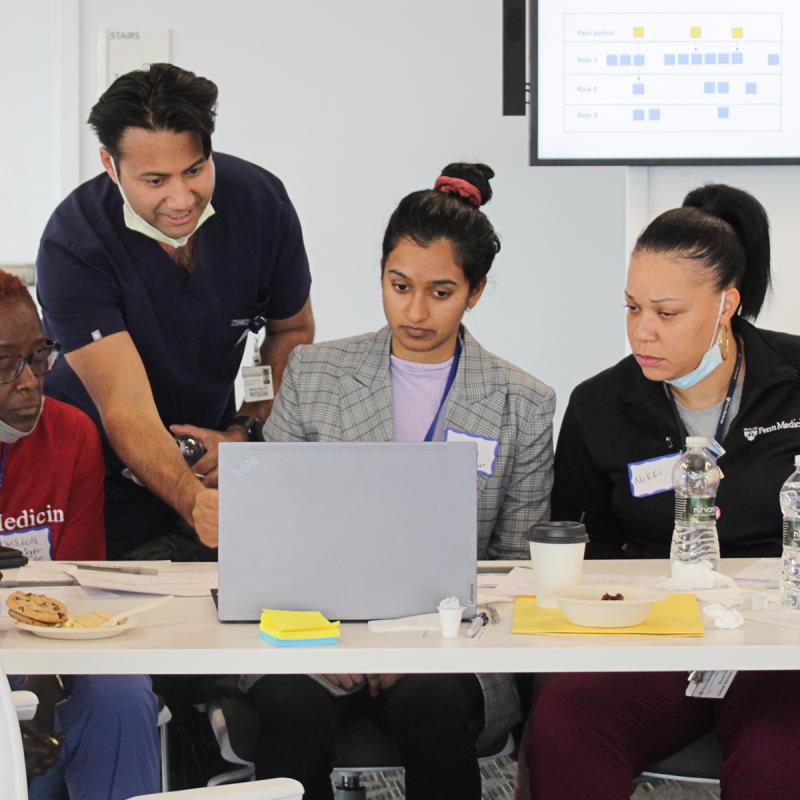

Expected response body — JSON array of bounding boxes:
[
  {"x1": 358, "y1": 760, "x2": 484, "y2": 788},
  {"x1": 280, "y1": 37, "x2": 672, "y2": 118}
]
[{"x1": 14, "y1": 617, "x2": 139, "y2": 640}]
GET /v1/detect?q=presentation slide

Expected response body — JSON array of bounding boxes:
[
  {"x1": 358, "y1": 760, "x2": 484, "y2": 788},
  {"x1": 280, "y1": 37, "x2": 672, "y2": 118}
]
[{"x1": 532, "y1": 1, "x2": 800, "y2": 163}]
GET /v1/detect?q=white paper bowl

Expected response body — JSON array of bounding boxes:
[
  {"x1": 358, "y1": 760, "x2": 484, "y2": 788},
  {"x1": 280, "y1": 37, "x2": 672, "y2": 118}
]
[{"x1": 552, "y1": 585, "x2": 668, "y2": 628}]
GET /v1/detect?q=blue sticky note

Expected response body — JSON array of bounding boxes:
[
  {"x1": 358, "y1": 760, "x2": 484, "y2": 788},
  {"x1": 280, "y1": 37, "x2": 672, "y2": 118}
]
[
  {"x1": 746, "y1": 82, "x2": 757, "y2": 94},
  {"x1": 664, "y1": 54, "x2": 676, "y2": 65},
  {"x1": 649, "y1": 109, "x2": 660, "y2": 120},
  {"x1": 732, "y1": 52, "x2": 743, "y2": 64},
  {"x1": 718, "y1": 53, "x2": 730, "y2": 64},
  {"x1": 633, "y1": 83, "x2": 644, "y2": 95},
  {"x1": 692, "y1": 53, "x2": 702, "y2": 65},
  {"x1": 259, "y1": 631, "x2": 338, "y2": 647},
  {"x1": 705, "y1": 53, "x2": 716, "y2": 64},
  {"x1": 620, "y1": 54, "x2": 632, "y2": 66},
  {"x1": 634, "y1": 54, "x2": 645, "y2": 66},
  {"x1": 704, "y1": 82, "x2": 715, "y2": 94},
  {"x1": 678, "y1": 54, "x2": 689, "y2": 65},
  {"x1": 633, "y1": 109, "x2": 645, "y2": 121},
  {"x1": 717, "y1": 82, "x2": 729, "y2": 93},
  {"x1": 718, "y1": 107, "x2": 729, "y2": 119},
  {"x1": 768, "y1": 54, "x2": 780, "y2": 66},
  {"x1": 607, "y1": 54, "x2": 618, "y2": 66}
]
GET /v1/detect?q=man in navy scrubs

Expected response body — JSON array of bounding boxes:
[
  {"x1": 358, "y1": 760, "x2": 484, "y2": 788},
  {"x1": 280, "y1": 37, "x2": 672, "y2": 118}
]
[{"x1": 36, "y1": 64, "x2": 314, "y2": 557}]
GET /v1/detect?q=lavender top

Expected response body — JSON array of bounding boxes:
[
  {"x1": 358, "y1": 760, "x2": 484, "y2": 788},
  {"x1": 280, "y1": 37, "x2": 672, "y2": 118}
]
[{"x1": 390, "y1": 353, "x2": 454, "y2": 442}]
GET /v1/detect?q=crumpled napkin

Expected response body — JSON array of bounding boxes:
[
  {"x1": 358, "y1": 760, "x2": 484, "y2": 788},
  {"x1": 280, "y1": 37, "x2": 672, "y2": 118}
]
[
  {"x1": 702, "y1": 603, "x2": 745, "y2": 629},
  {"x1": 658, "y1": 560, "x2": 739, "y2": 591}
]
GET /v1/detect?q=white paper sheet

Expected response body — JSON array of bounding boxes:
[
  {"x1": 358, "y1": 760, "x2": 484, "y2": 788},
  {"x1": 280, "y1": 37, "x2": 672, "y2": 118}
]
[
  {"x1": 734, "y1": 558, "x2": 780, "y2": 584},
  {"x1": 63, "y1": 566, "x2": 217, "y2": 597}
]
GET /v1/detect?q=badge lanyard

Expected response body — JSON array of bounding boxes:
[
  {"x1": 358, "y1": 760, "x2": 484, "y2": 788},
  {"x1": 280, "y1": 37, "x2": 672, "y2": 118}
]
[
  {"x1": 0, "y1": 444, "x2": 8, "y2": 493},
  {"x1": 665, "y1": 336, "x2": 743, "y2": 448},
  {"x1": 423, "y1": 337, "x2": 462, "y2": 442}
]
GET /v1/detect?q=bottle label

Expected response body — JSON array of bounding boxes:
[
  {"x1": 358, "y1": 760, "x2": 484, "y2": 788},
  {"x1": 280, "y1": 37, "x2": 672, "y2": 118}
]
[
  {"x1": 782, "y1": 518, "x2": 800, "y2": 547},
  {"x1": 675, "y1": 496, "x2": 716, "y2": 524}
]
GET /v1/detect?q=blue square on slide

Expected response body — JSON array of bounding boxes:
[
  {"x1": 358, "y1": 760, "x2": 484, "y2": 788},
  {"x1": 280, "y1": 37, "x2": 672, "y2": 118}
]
[
  {"x1": 607, "y1": 54, "x2": 618, "y2": 66},
  {"x1": 705, "y1": 53, "x2": 716, "y2": 64},
  {"x1": 718, "y1": 53, "x2": 730, "y2": 64},
  {"x1": 678, "y1": 54, "x2": 689, "y2": 65},
  {"x1": 634, "y1": 54, "x2": 645, "y2": 66},
  {"x1": 692, "y1": 53, "x2": 702, "y2": 65},
  {"x1": 746, "y1": 82, "x2": 757, "y2": 94},
  {"x1": 717, "y1": 82, "x2": 729, "y2": 93},
  {"x1": 649, "y1": 109, "x2": 660, "y2": 120},
  {"x1": 768, "y1": 54, "x2": 780, "y2": 66},
  {"x1": 633, "y1": 83, "x2": 644, "y2": 94},
  {"x1": 732, "y1": 52, "x2": 743, "y2": 64},
  {"x1": 704, "y1": 82, "x2": 715, "y2": 93},
  {"x1": 633, "y1": 110, "x2": 645, "y2": 121},
  {"x1": 665, "y1": 54, "x2": 676, "y2": 65},
  {"x1": 718, "y1": 107, "x2": 729, "y2": 119},
  {"x1": 620, "y1": 54, "x2": 632, "y2": 66}
]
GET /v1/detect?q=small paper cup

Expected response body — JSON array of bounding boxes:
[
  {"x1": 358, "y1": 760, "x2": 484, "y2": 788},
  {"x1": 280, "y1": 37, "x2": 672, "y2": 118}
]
[{"x1": 438, "y1": 606, "x2": 465, "y2": 638}]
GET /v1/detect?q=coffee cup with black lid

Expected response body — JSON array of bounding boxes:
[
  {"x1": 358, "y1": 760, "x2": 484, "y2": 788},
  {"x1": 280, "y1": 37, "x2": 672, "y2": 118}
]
[{"x1": 527, "y1": 521, "x2": 589, "y2": 608}]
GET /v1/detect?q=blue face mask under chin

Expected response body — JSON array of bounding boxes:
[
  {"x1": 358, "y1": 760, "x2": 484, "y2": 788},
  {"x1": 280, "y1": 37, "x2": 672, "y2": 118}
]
[{"x1": 664, "y1": 294, "x2": 726, "y2": 391}]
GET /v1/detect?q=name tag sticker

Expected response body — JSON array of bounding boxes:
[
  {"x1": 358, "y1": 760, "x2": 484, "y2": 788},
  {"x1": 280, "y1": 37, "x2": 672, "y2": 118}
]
[
  {"x1": 628, "y1": 453, "x2": 681, "y2": 498},
  {"x1": 0, "y1": 527, "x2": 52, "y2": 561},
  {"x1": 444, "y1": 427, "x2": 499, "y2": 477},
  {"x1": 242, "y1": 365, "x2": 274, "y2": 402}
]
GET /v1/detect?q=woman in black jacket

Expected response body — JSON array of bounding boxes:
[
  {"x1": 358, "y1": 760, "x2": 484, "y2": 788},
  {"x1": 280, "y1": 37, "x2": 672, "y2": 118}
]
[{"x1": 524, "y1": 184, "x2": 800, "y2": 800}]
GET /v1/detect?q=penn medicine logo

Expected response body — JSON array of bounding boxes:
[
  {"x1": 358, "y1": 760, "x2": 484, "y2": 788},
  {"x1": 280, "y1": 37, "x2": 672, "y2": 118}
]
[{"x1": 743, "y1": 419, "x2": 800, "y2": 442}]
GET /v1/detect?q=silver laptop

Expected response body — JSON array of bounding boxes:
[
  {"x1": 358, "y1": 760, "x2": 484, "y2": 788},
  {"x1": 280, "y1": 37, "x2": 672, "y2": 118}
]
[{"x1": 217, "y1": 441, "x2": 477, "y2": 622}]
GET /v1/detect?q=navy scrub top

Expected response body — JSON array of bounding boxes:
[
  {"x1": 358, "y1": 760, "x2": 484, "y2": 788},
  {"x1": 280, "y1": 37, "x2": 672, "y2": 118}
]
[{"x1": 36, "y1": 152, "x2": 312, "y2": 473}]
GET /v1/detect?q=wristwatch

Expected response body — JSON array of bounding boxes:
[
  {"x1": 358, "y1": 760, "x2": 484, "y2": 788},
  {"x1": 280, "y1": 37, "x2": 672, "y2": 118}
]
[{"x1": 229, "y1": 415, "x2": 265, "y2": 442}]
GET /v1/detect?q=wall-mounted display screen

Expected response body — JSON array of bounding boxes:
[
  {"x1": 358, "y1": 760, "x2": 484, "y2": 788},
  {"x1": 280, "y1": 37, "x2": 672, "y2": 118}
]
[{"x1": 531, "y1": 1, "x2": 800, "y2": 164}]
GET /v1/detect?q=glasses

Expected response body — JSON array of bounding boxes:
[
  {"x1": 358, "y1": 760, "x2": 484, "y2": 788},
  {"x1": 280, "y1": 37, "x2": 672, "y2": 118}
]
[{"x1": 0, "y1": 342, "x2": 62, "y2": 385}]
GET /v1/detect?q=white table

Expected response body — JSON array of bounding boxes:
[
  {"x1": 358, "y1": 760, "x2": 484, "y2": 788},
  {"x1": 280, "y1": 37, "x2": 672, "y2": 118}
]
[{"x1": 1, "y1": 559, "x2": 797, "y2": 676}]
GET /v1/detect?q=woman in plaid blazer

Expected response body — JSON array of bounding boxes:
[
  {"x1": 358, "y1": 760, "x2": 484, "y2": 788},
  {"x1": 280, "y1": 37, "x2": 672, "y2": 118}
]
[{"x1": 242, "y1": 163, "x2": 555, "y2": 800}]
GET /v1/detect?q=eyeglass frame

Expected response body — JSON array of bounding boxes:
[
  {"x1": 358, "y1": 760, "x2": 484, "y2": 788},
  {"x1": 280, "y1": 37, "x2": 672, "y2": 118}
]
[{"x1": 0, "y1": 341, "x2": 62, "y2": 385}]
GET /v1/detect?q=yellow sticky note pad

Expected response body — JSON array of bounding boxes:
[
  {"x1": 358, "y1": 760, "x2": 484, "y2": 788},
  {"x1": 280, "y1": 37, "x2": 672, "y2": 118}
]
[
  {"x1": 633, "y1": 26, "x2": 644, "y2": 38},
  {"x1": 511, "y1": 594, "x2": 705, "y2": 636},
  {"x1": 732, "y1": 27, "x2": 743, "y2": 39},
  {"x1": 691, "y1": 26, "x2": 702, "y2": 39},
  {"x1": 260, "y1": 609, "x2": 340, "y2": 639}
]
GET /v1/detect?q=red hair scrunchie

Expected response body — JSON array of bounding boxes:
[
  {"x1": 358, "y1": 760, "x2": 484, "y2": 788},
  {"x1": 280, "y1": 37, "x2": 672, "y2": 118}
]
[{"x1": 434, "y1": 176, "x2": 483, "y2": 207}]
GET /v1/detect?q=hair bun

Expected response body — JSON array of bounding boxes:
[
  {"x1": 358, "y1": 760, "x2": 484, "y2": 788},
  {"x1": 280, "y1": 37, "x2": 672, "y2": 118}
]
[{"x1": 436, "y1": 162, "x2": 495, "y2": 207}]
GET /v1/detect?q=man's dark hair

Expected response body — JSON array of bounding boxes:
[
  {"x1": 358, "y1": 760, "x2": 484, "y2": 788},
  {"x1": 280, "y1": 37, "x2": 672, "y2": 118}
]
[{"x1": 87, "y1": 63, "x2": 218, "y2": 163}]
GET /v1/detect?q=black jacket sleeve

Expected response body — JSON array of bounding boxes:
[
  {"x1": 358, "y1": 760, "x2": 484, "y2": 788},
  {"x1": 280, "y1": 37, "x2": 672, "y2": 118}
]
[{"x1": 552, "y1": 392, "x2": 627, "y2": 559}]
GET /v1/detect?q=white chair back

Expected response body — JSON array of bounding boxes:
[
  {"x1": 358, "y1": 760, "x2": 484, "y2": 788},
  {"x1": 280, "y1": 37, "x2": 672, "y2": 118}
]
[{"x1": 0, "y1": 671, "x2": 29, "y2": 800}]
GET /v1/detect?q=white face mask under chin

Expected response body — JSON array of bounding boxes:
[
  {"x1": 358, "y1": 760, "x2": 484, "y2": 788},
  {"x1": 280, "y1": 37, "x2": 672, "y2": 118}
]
[
  {"x1": 0, "y1": 399, "x2": 44, "y2": 443},
  {"x1": 111, "y1": 158, "x2": 215, "y2": 248}
]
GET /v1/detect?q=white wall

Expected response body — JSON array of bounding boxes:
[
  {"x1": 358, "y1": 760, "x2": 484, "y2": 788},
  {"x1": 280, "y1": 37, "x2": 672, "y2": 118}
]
[
  {"x1": 0, "y1": 0, "x2": 57, "y2": 264},
  {"x1": 70, "y1": 0, "x2": 630, "y2": 425}
]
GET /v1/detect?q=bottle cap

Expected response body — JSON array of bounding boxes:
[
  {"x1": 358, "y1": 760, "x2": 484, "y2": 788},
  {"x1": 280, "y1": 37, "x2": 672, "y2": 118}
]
[{"x1": 685, "y1": 436, "x2": 708, "y2": 449}]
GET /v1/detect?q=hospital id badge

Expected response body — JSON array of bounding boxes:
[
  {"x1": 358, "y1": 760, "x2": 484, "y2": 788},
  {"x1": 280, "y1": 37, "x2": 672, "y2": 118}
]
[
  {"x1": 686, "y1": 670, "x2": 737, "y2": 699},
  {"x1": 242, "y1": 365, "x2": 274, "y2": 402}
]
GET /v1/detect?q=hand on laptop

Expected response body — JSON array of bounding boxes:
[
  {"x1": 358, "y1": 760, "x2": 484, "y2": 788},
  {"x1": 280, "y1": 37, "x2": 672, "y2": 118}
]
[
  {"x1": 322, "y1": 674, "x2": 366, "y2": 691},
  {"x1": 367, "y1": 674, "x2": 403, "y2": 697}
]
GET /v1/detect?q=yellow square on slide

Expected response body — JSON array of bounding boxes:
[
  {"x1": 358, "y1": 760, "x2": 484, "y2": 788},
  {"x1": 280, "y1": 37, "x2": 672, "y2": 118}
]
[
  {"x1": 691, "y1": 26, "x2": 702, "y2": 38},
  {"x1": 633, "y1": 26, "x2": 644, "y2": 38},
  {"x1": 732, "y1": 27, "x2": 744, "y2": 39}
]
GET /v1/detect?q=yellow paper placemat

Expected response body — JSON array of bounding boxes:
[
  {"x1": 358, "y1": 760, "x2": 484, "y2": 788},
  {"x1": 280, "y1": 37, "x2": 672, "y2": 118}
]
[{"x1": 511, "y1": 594, "x2": 704, "y2": 636}]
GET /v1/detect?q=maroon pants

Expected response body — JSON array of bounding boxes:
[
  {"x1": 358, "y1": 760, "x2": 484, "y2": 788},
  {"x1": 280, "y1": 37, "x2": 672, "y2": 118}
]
[{"x1": 525, "y1": 671, "x2": 800, "y2": 800}]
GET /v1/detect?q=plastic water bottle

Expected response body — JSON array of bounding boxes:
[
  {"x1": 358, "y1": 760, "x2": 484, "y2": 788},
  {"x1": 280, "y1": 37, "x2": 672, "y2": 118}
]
[
  {"x1": 670, "y1": 436, "x2": 721, "y2": 571},
  {"x1": 779, "y1": 455, "x2": 800, "y2": 610}
]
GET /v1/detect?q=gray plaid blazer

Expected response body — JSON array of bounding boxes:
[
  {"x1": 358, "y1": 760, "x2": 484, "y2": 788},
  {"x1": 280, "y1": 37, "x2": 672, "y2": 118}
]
[{"x1": 255, "y1": 325, "x2": 556, "y2": 745}]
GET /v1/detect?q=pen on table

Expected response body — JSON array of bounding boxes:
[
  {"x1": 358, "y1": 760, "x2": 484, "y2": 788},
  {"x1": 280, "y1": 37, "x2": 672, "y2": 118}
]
[
  {"x1": 66, "y1": 564, "x2": 160, "y2": 576},
  {"x1": 466, "y1": 612, "x2": 490, "y2": 639}
]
